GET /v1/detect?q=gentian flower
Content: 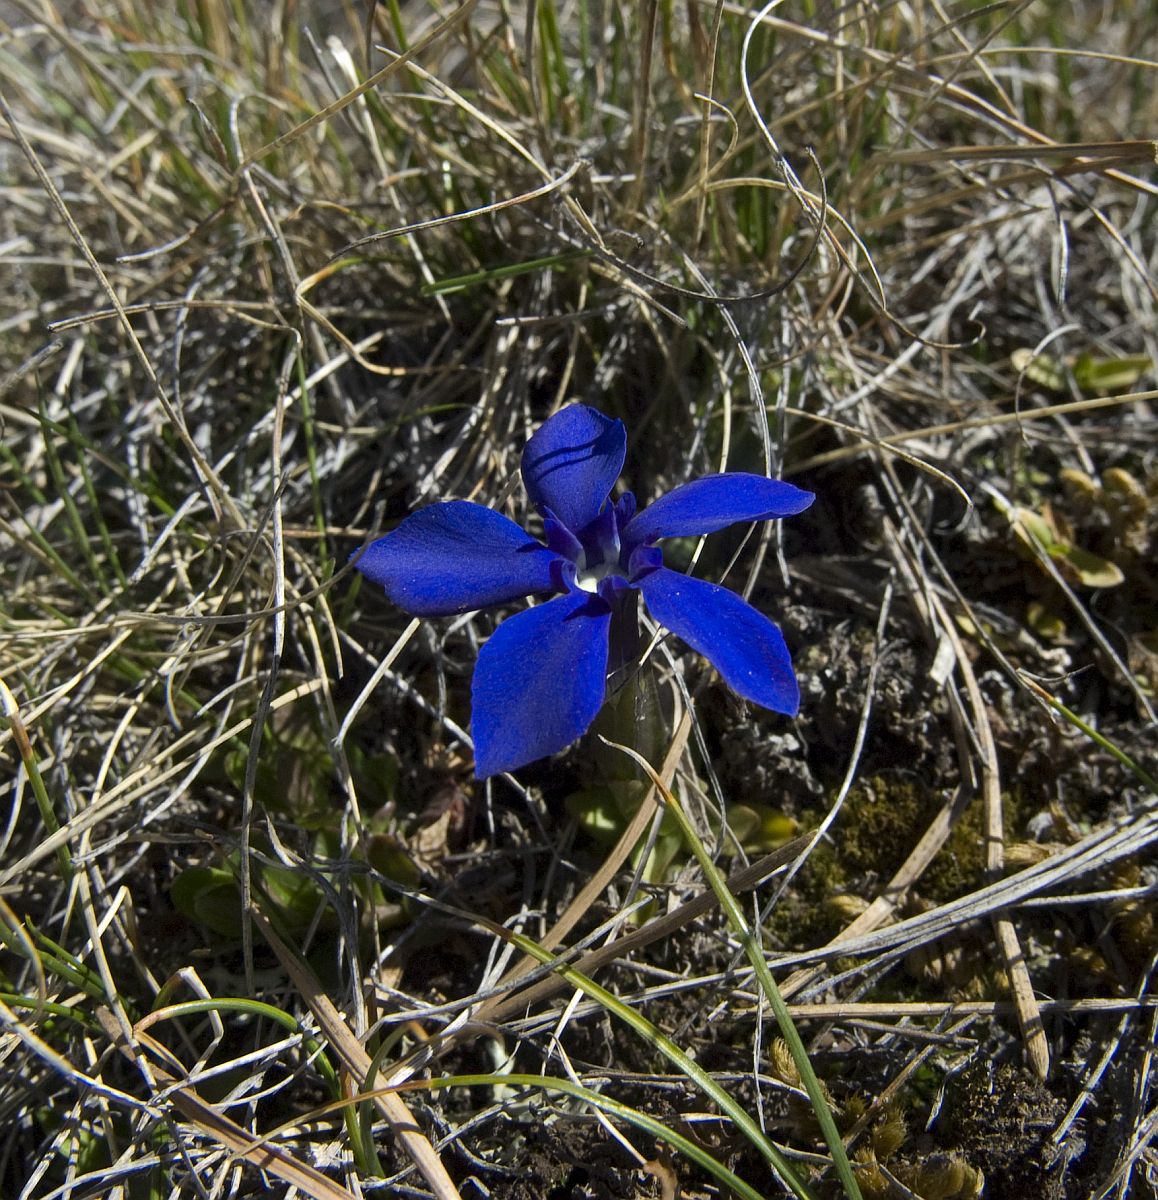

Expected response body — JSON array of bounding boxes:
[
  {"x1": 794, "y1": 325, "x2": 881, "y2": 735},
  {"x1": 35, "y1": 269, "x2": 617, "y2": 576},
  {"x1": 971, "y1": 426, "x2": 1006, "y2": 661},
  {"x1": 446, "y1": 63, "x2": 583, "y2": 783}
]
[{"x1": 353, "y1": 405, "x2": 813, "y2": 778}]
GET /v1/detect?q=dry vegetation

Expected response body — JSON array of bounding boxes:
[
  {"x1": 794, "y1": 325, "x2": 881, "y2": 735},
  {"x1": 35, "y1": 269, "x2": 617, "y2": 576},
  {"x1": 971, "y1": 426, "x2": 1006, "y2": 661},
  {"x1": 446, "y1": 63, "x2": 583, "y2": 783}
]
[{"x1": 1, "y1": 0, "x2": 1157, "y2": 1197}]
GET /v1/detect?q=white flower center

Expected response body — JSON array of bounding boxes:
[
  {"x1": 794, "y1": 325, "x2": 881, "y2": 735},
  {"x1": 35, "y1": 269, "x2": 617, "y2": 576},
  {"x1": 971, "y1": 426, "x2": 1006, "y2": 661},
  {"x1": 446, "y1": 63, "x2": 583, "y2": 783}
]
[{"x1": 576, "y1": 562, "x2": 615, "y2": 593}]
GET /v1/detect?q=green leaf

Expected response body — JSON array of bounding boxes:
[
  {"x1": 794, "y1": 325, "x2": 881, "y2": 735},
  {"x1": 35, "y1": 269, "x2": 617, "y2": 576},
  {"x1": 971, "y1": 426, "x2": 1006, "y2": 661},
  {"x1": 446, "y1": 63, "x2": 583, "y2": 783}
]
[
  {"x1": 1010, "y1": 507, "x2": 1125, "y2": 587},
  {"x1": 1010, "y1": 506, "x2": 1062, "y2": 554},
  {"x1": 1012, "y1": 349, "x2": 1153, "y2": 395},
  {"x1": 1054, "y1": 543, "x2": 1125, "y2": 588},
  {"x1": 729, "y1": 804, "x2": 799, "y2": 854},
  {"x1": 1026, "y1": 601, "x2": 1066, "y2": 641},
  {"x1": 1010, "y1": 348, "x2": 1066, "y2": 391},
  {"x1": 1072, "y1": 352, "x2": 1152, "y2": 393},
  {"x1": 170, "y1": 867, "x2": 245, "y2": 937},
  {"x1": 566, "y1": 787, "x2": 628, "y2": 843}
]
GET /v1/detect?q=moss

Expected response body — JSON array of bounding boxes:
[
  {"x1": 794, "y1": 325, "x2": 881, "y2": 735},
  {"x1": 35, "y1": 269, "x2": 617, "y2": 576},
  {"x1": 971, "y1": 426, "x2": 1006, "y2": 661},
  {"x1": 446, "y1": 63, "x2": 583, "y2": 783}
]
[
  {"x1": 832, "y1": 775, "x2": 1030, "y2": 903},
  {"x1": 923, "y1": 802, "x2": 990, "y2": 900},
  {"x1": 927, "y1": 787, "x2": 1029, "y2": 901},
  {"x1": 764, "y1": 841, "x2": 849, "y2": 948},
  {"x1": 766, "y1": 771, "x2": 1010, "y2": 950},
  {"x1": 838, "y1": 775, "x2": 929, "y2": 878},
  {"x1": 937, "y1": 1064, "x2": 1066, "y2": 1200}
]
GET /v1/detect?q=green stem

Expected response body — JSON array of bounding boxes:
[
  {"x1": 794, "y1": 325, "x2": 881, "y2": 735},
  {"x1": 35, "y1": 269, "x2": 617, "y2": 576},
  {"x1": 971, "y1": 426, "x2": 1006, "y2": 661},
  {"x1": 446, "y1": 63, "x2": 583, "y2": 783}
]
[{"x1": 1022, "y1": 676, "x2": 1158, "y2": 795}]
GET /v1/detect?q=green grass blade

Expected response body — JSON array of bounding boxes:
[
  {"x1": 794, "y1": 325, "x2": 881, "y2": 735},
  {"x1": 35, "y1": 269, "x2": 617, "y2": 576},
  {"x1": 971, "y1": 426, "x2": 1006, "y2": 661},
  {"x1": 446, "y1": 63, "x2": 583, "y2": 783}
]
[
  {"x1": 419, "y1": 1072, "x2": 775, "y2": 1200},
  {"x1": 491, "y1": 924, "x2": 819, "y2": 1199},
  {"x1": 600, "y1": 737, "x2": 863, "y2": 1200}
]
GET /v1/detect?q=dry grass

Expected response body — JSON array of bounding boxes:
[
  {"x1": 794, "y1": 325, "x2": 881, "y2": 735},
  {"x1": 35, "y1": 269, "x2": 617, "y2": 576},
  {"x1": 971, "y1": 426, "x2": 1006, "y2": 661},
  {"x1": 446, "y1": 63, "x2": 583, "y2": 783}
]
[{"x1": 1, "y1": 0, "x2": 1157, "y2": 1197}]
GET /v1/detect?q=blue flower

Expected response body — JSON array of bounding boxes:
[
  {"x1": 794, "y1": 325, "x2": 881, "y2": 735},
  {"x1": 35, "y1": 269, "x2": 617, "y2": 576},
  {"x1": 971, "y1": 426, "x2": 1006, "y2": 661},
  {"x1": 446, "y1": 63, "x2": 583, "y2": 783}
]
[{"x1": 353, "y1": 405, "x2": 814, "y2": 778}]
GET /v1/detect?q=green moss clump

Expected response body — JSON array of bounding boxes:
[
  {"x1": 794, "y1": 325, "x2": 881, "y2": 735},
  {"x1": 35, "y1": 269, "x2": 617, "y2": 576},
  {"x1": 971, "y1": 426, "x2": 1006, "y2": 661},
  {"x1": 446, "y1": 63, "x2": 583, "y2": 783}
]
[
  {"x1": 923, "y1": 804, "x2": 989, "y2": 900},
  {"x1": 838, "y1": 775, "x2": 929, "y2": 878},
  {"x1": 766, "y1": 775, "x2": 1034, "y2": 957},
  {"x1": 835, "y1": 776, "x2": 1028, "y2": 903},
  {"x1": 764, "y1": 842, "x2": 849, "y2": 948}
]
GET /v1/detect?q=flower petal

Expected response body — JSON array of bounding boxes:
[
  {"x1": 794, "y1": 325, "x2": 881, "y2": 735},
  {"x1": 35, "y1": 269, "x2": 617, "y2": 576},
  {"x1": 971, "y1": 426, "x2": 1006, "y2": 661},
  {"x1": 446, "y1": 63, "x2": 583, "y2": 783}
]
[
  {"x1": 637, "y1": 566, "x2": 799, "y2": 714},
  {"x1": 542, "y1": 510, "x2": 583, "y2": 561},
  {"x1": 622, "y1": 474, "x2": 814, "y2": 550},
  {"x1": 472, "y1": 590, "x2": 611, "y2": 777},
  {"x1": 522, "y1": 405, "x2": 626, "y2": 533},
  {"x1": 352, "y1": 500, "x2": 561, "y2": 617}
]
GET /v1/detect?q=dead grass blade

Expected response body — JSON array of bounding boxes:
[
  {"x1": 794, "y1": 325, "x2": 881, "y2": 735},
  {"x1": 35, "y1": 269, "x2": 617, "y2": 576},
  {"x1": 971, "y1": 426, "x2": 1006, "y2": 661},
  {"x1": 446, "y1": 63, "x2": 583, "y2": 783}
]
[
  {"x1": 249, "y1": 909, "x2": 463, "y2": 1200},
  {"x1": 95, "y1": 1010, "x2": 358, "y2": 1200}
]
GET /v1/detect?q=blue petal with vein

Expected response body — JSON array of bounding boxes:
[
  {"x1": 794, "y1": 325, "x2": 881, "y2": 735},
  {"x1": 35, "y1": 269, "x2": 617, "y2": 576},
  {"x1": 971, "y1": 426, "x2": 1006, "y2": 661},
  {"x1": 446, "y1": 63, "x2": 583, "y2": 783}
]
[
  {"x1": 622, "y1": 474, "x2": 813, "y2": 551},
  {"x1": 521, "y1": 405, "x2": 626, "y2": 534},
  {"x1": 353, "y1": 500, "x2": 561, "y2": 617},
  {"x1": 638, "y1": 566, "x2": 799, "y2": 714},
  {"x1": 471, "y1": 590, "x2": 611, "y2": 776}
]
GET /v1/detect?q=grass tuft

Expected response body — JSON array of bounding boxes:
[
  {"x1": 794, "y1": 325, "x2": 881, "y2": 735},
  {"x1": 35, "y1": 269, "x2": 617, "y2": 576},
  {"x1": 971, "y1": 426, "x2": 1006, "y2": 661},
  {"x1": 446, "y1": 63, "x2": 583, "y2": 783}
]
[{"x1": 1, "y1": 1, "x2": 1155, "y2": 1196}]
